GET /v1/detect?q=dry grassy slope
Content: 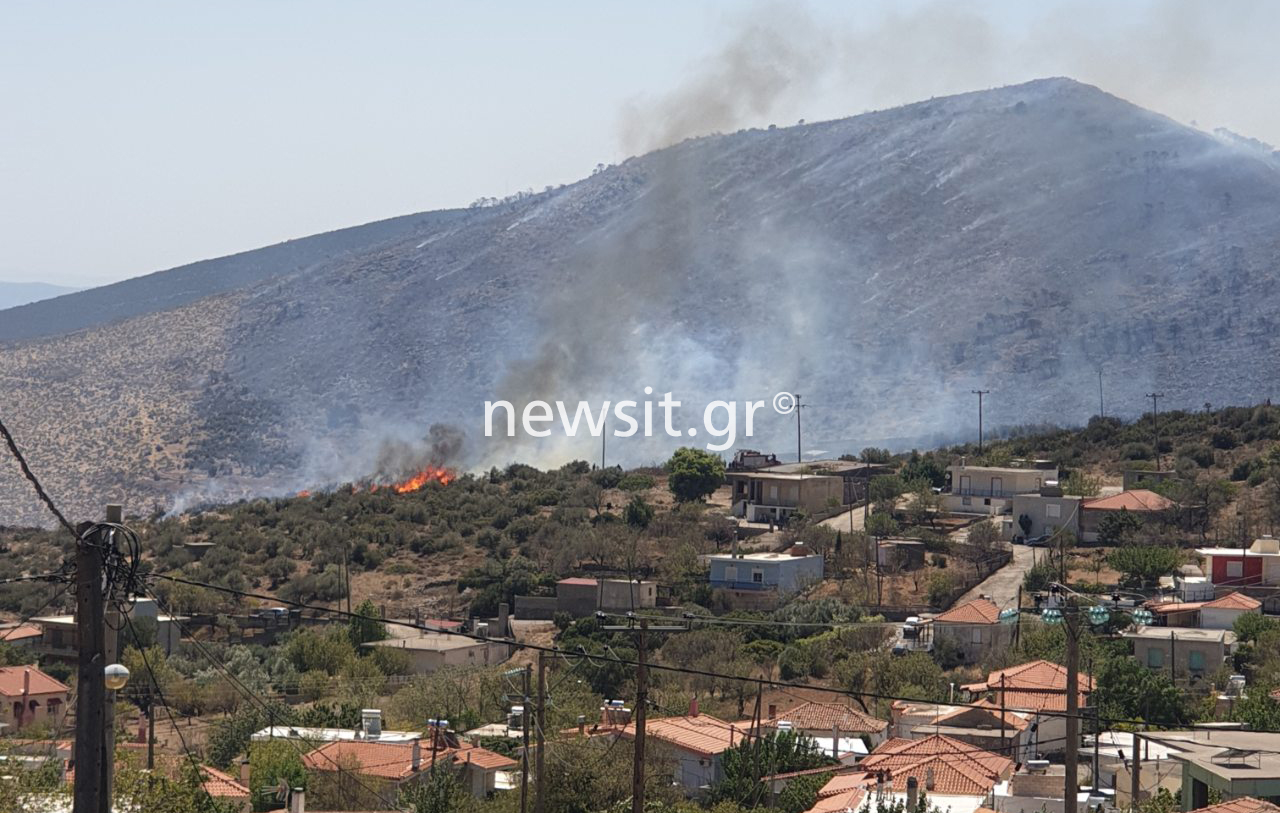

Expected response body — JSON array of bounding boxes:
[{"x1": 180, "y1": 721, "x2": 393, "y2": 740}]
[
  {"x1": 6, "y1": 78, "x2": 1280, "y2": 524},
  {"x1": 0, "y1": 295, "x2": 240, "y2": 523}
]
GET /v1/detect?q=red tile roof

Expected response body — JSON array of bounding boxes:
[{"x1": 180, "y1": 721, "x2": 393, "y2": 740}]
[
  {"x1": 303, "y1": 739, "x2": 515, "y2": 780},
  {"x1": 933, "y1": 699, "x2": 1029, "y2": 731},
  {"x1": 934, "y1": 598, "x2": 1001, "y2": 625},
  {"x1": 1083, "y1": 490, "x2": 1173, "y2": 512},
  {"x1": 0, "y1": 666, "x2": 70, "y2": 698},
  {"x1": 962, "y1": 659, "x2": 1093, "y2": 712},
  {"x1": 558, "y1": 577, "x2": 598, "y2": 586},
  {"x1": 1146, "y1": 601, "x2": 1206, "y2": 615},
  {"x1": 612, "y1": 714, "x2": 751, "y2": 756},
  {"x1": 199, "y1": 765, "x2": 250, "y2": 799},
  {"x1": 0, "y1": 625, "x2": 42, "y2": 643},
  {"x1": 766, "y1": 701, "x2": 888, "y2": 735},
  {"x1": 859, "y1": 734, "x2": 1011, "y2": 796},
  {"x1": 1202, "y1": 592, "x2": 1262, "y2": 610},
  {"x1": 1186, "y1": 798, "x2": 1280, "y2": 813},
  {"x1": 808, "y1": 773, "x2": 871, "y2": 813}
]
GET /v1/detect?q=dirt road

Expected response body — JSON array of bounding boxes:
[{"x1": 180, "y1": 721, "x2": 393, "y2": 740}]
[{"x1": 954, "y1": 542, "x2": 1036, "y2": 611}]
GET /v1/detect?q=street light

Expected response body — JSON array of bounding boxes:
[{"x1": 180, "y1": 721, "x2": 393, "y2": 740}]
[{"x1": 104, "y1": 663, "x2": 130, "y2": 691}]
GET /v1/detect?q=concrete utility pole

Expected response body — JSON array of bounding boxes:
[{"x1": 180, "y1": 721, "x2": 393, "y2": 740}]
[
  {"x1": 1147, "y1": 393, "x2": 1164, "y2": 469},
  {"x1": 1130, "y1": 729, "x2": 1143, "y2": 811},
  {"x1": 972, "y1": 390, "x2": 990, "y2": 453}
]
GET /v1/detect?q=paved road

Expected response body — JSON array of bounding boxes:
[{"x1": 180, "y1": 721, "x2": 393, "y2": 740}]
[
  {"x1": 820, "y1": 502, "x2": 870, "y2": 532},
  {"x1": 954, "y1": 542, "x2": 1036, "y2": 610}
]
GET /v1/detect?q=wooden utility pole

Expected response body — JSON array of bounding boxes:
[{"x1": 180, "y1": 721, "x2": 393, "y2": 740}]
[
  {"x1": 102, "y1": 505, "x2": 122, "y2": 812},
  {"x1": 632, "y1": 619, "x2": 649, "y2": 813},
  {"x1": 1064, "y1": 600, "x2": 1081, "y2": 813},
  {"x1": 534, "y1": 652, "x2": 547, "y2": 813},
  {"x1": 520, "y1": 664, "x2": 532, "y2": 813},
  {"x1": 73, "y1": 520, "x2": 106, "y2": 813}
]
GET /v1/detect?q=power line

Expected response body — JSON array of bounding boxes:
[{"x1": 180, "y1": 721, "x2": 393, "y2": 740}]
[
  {"x1": 0, "y1": 414, "x2": 78, "y2": 538},
  {"x1": 146, "y1": 572, "x2": 1238, "y2": 733}
]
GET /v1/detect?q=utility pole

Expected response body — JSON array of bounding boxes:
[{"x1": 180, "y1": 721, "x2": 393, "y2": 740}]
[
  {"x1": 520, "y1": 664, "x2": 531, "y2": 813},
  {"x1": 534, "y1": 652, "x2": 547, "y2": 813},
  {"x1": 632, "y1": 619, "x2": 649, "y2": 813},
  {"x1": 794, "y1": 394, "x2": 804, "y2": 463},
  {"x1": 1098, "y1": 370, "x2": 1105, "y2": 419},
  {"x1": 1130, "y1": 728, "x2": 1143, "y2": 811},
  {"x1": 1147, "y1": 393, "x2": 1164, "y2": 469},
  {"x1": 73, "y1": 519, "x2": 106, "y2": 813},
  {"x1": 601, "y1": 417, "x2": 607, "y2": 471},
  {"x1": 972, "y1": 390, "x2": 990, "y2": 453},
  {"x1": 102, "y1": 506, "x2": 122, "y2": 812},
  {"x1": 1064, "y1": 597, "x2": 1081, "y2": 813}
]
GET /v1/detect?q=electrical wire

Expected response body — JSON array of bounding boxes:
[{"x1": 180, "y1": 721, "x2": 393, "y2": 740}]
[
  {"x1": 146, "y1": 572, "x2": 1243, "y2": 733},
  {"x1": 119, "y1": 611, "x2": 224, "y2": 812},
  {"x1": 0, "y1": 414, "x2": 78, "y2": 538},
  {"x1": 137, "y1": 585, "x2": 401, "y2": 812}
]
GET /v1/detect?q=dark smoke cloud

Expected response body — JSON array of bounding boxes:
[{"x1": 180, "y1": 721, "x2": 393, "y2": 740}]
[
  {"x1": 619, "y1": 0, "x2": 1280, "y2": 155},
  {"x1": 371, "y1": 422, "x2": 466, "y2": 480}
]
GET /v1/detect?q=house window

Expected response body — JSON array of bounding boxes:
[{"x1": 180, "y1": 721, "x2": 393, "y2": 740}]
[
  {"x1": 752, "y1": 570, "x2": 764, "y2": 584},
  {"x1": 971, "y1": 628, "x2": 983, "y2": 643},
  {"x1": 1147, "y1": 648, "x2": 1165, "y2": 668},
  {"x1": 962, "y1": 497, "x2": 972, "y2": 506},
  {"x1": 1226, "y1": 561, "x2": 1244, "y2": 578},
  {"x1": 1046, "y1": 504, "x2": 1061, "y2": 519},
  {"x1": 1188, "y1": 650, "x2": 1206, "y2": 672}
]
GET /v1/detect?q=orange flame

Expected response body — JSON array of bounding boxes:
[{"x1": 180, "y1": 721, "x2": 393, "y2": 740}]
[
  {"x1": 389, "y1": 465, "x2": 455, "y2": 493},
  {"x1": 297, "y1": 490, "x2": 312, "y2": 498}
]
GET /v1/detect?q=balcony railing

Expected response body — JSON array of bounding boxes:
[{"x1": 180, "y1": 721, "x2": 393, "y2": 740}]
[{"x1": 709, "y1": 579, "x2": 774, "y2": 591}]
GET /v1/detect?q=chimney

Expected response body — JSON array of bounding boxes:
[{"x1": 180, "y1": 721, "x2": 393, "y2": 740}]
[
  {"x1": 767, "y1": 704, "x2": 777, "y2": 720},
  {"x1": 689, "y1": 696, "x2": 699, "y2": 718},
  {"x1": 411, "y1": 740, "x2": 422, "y2": 772},
  {"x1": 289, "y1": 788, "x2": 305, "y2": 813},
  {"x1": 498, "y1": 603, "x2": 510, "y2": 638},
  {"x1": 906, "y1": 776, "x2": 919, "y2": 811},
  {"x1": 239, "y1": 760, "x2": 250, "y2": 788},
  {"x1": 925, "y1": 767, "x2": 935, "y2": 791}
]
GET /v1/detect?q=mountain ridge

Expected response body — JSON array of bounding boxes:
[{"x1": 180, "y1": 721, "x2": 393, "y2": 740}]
[{"x1": 4, "y1": 77, "x2": 1280, "y2": 525}]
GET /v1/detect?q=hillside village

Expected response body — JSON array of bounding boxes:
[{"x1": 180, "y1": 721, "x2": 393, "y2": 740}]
[{"x1": 2, "y1": 404, "x2": 1280, "y2": 813}]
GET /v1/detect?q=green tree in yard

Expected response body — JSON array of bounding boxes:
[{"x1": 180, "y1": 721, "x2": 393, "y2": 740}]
[
  {"x1": 1229, "y1": 691, "x2": 1280, "y2": 732},
  {"x1": 865, "y1": 512, "x2": 899, "y2": 538},
  {"x1": 398, "y1": 766, "x2": 478, "y2": 813},
  {"x1": 1093, "y1": 654, "x2": 1191, "y2": 725},
  {"x1": 249, "y1": 740, "x2": 306, "y2": 812},
  {"x1": 1233, "y1": 612, "x2": 1279, "y2": 644},
  {"x1": 777, "y1": 771, "x2": 834, "y2": 813},
  {"x1": 666, "y1": 447, "x2": 725, "y2": 502},
  {"x1": 348, "y1": 598, "x2": 388, "y2": 647},
  {"x1": 624, "y1": 494, "x2": 654, "y2": 528},
  {"x1": 1107, "y1": 545, "x2": 1182, "y2": 588},
  {"x1": 926, "y1": 571, "x2": 954, "y2": 607},
  {"x1": 1062, "y1": 470, "x2": 1102, "y2": 497},
  {"x1": 1098, "y1": 508, "x2": 1144, "y2": 546},
  {"x1": 710, "y1": 730, "x2": 833, "y2": 806}
]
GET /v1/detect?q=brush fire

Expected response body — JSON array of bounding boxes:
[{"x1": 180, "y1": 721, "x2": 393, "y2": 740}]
[{"x1": 296, "y1": 465, "x2": 455, "y2": 498}]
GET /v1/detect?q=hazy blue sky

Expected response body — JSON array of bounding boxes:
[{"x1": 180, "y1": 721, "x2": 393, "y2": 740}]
[{"x1": 2, "y1": 1, "x2": 1277, "y2": 287}]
